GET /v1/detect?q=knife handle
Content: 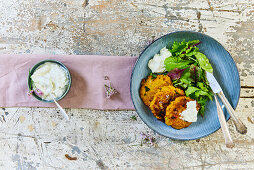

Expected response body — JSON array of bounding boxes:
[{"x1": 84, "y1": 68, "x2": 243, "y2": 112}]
[
  {"x1": 214, "y1": 95, "x2": 235, "y2": 148},
  {"x1": 217, "y1": 91, "x2": 247, "y2": 134}
]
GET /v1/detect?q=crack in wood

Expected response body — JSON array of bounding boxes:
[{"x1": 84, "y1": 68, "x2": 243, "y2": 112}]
[
  {"x1": 207, "y1": 0, "x2": 213, "y2": 12},
  {"x1": 134, "y1": 2, "x2": 242, "y2": 13},
  {"x1": 1, "y1": 115, "x2": 6, "y2": 122},
  {"x1": 82, "y1": 0, "x2": 89, "y2": 8},
  {"x1": 182, "y1": 159, "x2": 254, "y2": 169},
  {"x1": 17, "y1": 133, "x2": 36, "y2": 139},
  {"x1": 197, "y1": 11, "x2": 203, "y2": 32},
  {"x1": 240, "y1": 96, "x2": 254, "y2": 98},
  {"x1": 247, "y1": 117, "x2": 254, "y2": 124},
  {"x1": 241, "y1": 86, "x2": 254, "y2": 88}
]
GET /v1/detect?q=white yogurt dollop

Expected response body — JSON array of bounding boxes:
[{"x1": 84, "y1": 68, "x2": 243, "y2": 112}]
[
  {"x1": 31, "y1": 62, "x2": 68, "y2": 100},
  {"x1": 148, "y1": 47, "x2": 172, "y2": 73},
  {"x1": 180, "y1": 101, "x2": 198, "y2": 122}
]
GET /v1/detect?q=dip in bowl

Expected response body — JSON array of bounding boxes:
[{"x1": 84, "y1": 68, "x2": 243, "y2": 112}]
[{"x1": 28, "y1": 60, "x2": 71, "y2": 103}]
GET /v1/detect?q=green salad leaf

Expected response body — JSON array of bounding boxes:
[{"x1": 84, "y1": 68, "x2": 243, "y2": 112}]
[
  {"x1": 185, "y1": 86, "x2": 200, "y2": 96},
  {"x1": 179, "y1": 68, "x2": 193, "y2": 85},
  {"x1": 164, "y1": 57, "x2": 193, "y2": 72},
  {"x1": 186, "y1": 52, "x2": 213, "y2": 73},
  {"x1": 169, "y1": 40, "x2": 200, "y2": 56},
  {"x1": 170, "y1": 40, "x2": 188, "y2": 56},
  {"x1": 195, "y1": 90, "x2": 212, "y2": 100}
]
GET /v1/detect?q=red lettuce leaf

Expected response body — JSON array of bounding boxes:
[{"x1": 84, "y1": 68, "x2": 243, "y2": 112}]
[{"x1": 167, "y1": 68, "x2": 188, "y2": 80}]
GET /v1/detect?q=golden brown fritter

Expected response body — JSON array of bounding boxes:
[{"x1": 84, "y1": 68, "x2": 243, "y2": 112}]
[
  {"x1": 140, "y1": 75, "x2": 172, "y2": 106},
  {"x1": 165, "y1": 96, "x2": 200, "y2": 129},
  {"x1": 149, "y1": 86, "x2": 185, "y2": 121}
]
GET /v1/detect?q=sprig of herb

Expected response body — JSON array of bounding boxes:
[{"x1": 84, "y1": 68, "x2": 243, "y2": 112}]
[
  {"x1": 27, "y1": 88, "x2": 44, "y2": 97},
  {"x1": 104, "y1": 76, "x2": 118, "y2": 99},
  {"x1": 105, "y1": 83, "x2": 118, "y2": 99},
  {"x1": 130, "y1": 115, "x2": 137, "y2": 121},
  {"x1": 149, "y1": 72, "x2": 157, "y2": 79},
  {"x1": 27, "y1": 90, "x2": 34, "y2": 96},
  {"x1": 141, "y1": 132, "x2": 157, "y2": 147},
  {"x1": 145, "y1": 86, "x2": 150, "y2": 92},
  {"x1": 34, "y1": 88, "x2": 44, "y2": 96}
]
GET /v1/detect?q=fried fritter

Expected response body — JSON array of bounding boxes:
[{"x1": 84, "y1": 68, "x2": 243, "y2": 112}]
[
  {"x1": 165, "y1": 96, "x2": 200, "y2": 129},
  {"x1": 149, "y1": 86, "x2": 185, "y2": 121},
  {"x1": 140, "y1": 75, "x2": 172, "y2": 106}
]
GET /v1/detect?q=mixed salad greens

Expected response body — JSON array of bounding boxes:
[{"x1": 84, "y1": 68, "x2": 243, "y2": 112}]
[{"x1": 152, "y1": 40, "x2": 214, "y2": 116}]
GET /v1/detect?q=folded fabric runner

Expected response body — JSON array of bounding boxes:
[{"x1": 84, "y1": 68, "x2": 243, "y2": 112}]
[{"x1": 0, "y1": 54, "x2": 138, "y2": 110}]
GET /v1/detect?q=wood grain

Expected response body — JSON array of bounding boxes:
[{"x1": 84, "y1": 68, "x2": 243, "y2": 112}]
[{"x1": 0, "y1": 0, "x2": 254, "y2": 169}]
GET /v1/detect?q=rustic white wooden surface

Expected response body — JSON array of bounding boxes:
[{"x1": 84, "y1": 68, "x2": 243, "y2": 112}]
[{"x1": 0, "y1": 0, "x2": 254, "y2": 169}]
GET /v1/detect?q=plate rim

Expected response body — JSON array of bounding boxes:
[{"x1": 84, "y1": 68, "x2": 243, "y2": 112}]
[{"x1": 130, "y1": 30, "x2": 240, "y2": 140}]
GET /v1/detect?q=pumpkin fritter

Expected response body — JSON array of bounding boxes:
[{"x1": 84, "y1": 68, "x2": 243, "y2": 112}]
[
  {"x1": 149, "y1": 86, "x2": 185, "y2": 121},
  {"x1": 140, "y1": 75, "x2": 172, "y2": 106},
  {"x1": 165, "y1": 96, "x2": 200, "y2": 129}
]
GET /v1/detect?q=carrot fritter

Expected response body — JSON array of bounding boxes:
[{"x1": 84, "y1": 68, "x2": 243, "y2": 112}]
[
  {"x1": 140, "y1": 75, "x2": 172, "y2": 106},
  {"x1": 149, "y1": 86, "x2": 185, "y2": 121},
  {"x1": 165, "y1": 96, "x2": 200, "y2": 129}
]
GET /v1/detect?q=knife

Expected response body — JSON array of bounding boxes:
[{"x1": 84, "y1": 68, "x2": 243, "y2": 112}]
[{"x1": 206, "y1": 71, "x2": 247, "y2": 134}]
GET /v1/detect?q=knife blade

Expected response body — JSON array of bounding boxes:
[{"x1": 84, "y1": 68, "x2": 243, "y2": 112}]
[
  {"x1": 206, "y1": 71, "x2": 222, "y2": 93},
  {"x1": 206, "y1": 71, "x2": 247, "y2": 134}
]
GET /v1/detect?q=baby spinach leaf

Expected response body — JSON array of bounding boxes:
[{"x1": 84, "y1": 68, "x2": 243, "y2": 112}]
[
  {"x1": 164, "y1": 57, "x2": 193, "y2": 72},
  {"x1": 195, "y1": 90, "x2": 213, "y2": 100},
  {"x1": 195, "y1": 52, "x2": 213, "y2": 73},
  {"x1": 187, "y1": 52, "x2": 213, "y2": 73},
  {"x1": 185, "y1": 86, "x2": 200, "y2": 96}
]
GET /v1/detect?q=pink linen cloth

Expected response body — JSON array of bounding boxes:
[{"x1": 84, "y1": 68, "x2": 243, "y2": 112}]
[{"x1": 0, "y1": 54, "x2": 138, "y2": 110}]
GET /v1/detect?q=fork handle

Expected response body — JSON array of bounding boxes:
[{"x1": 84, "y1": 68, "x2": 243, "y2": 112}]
[
  {"x1": 53, "y1": 98, "x2": 70, "y2": 121},
  {"x1": 214, "y1": 95, "x2": 235, "y2": 148},
  {"x1": 217, "y1": 91, "x2": 247, "y2": 134},
  {"x1": 50, "y1": 94, "x2": 69, "y2": 121}
]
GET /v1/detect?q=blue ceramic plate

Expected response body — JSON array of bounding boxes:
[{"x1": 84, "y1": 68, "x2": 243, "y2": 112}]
[{"x1": 130, "y1": 31, "x2": 240, "y2": 140}]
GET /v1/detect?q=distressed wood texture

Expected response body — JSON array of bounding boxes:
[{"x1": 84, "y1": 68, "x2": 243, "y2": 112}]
[{"x1": 0, "y1": 0, "x2": 254, "y2": 169}]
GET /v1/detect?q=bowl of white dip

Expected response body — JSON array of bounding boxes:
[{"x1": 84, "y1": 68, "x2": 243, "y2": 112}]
[{"x1": 28, "y1": 60, "x2": 71, "y2": 103}]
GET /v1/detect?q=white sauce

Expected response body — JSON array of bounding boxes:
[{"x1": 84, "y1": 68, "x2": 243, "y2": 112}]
[
  {"x1": 31, "y1": 62, "x2": 68, "y2": 100},
  {"x1": 148, "y1": 47, "x2": 172, "y2": 73},
  {"x1": 180, "y1": 101, "x2": 198, "y2": 122}
]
